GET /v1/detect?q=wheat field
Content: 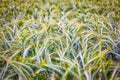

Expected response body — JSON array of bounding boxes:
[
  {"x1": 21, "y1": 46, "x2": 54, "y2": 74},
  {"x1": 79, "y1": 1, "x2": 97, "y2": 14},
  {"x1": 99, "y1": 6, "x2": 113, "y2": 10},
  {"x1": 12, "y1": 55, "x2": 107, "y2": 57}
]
[{"x1": 0, "y1": 0, "x2": 120, "y2": 80}]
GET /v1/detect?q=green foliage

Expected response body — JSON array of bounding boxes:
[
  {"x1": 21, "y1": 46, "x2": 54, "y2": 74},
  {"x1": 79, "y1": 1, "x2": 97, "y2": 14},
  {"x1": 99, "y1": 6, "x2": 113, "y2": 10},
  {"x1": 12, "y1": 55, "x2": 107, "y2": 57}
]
[{"x1": 0, "y1": 0, "x2": 120, "y2": 80}]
